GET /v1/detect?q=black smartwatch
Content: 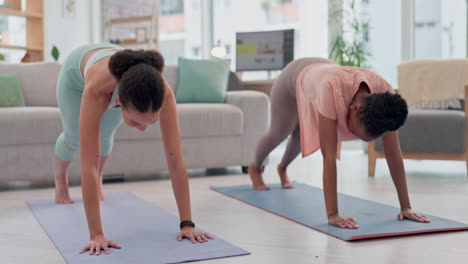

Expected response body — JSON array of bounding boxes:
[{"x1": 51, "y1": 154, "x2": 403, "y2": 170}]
[{"x1": 180, "y1": 220, "x2": 195, "y2": 230}]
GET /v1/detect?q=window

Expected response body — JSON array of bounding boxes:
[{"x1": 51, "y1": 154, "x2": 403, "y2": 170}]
[
  {"x1": 363, "y1": 0, "x2": 467, "y2": 87},
  {"x1": 261, "y1": 0, "x2": 299, "y2": 25},
  {"x1": 413, "y1": 0, "x2": 466, "y2": 59},
  {"x1": 0, "y1": 14, "x2": 28, "y2": 63},
  {"x1": 364, "y1": 0, "x2": 402, "y2": 87},
  {"x1": 160, "y1": 0, "x2": 184, "y2": 15},
  {"x1": 192, "y1": 46, "x2": 200, "y2": 56},
  {"x1": 102, "y1": 0, "x2": 157, "y2": 48},
  {"x1": 103, "y1": 0, "x2": 202, "y2": 65},
  {"x1": 158, "y1": 0, "x2": 202, "y2": 64},
  {"x1": 0, "y1": 48, "x2": 24, "y2": 62}
]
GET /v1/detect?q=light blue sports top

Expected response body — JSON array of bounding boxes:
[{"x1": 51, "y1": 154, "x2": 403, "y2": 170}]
[{"x1": 84, "y1": 49, "x2": 123, "y2": 109}]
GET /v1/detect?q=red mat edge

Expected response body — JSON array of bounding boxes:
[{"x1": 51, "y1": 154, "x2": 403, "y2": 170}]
[{"x1": 348, "y1": 227, "x2": 468, "y2": 241}]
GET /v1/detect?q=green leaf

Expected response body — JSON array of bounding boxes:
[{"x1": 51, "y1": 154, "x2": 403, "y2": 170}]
[
  {"x1": 329, "y1": 9, "x2": 344, "y2": 23},
  {"x1": 51, "y1": 46, "x2": 60, "y2": 61},
  {"x1": 0, "y1": 53, "x2": 5, "y2": 61},
  {"x1": 261, "y1": 0, "x2": 271, "y2": 10},
  {"x1": 328, "y1": 0, "x2": 372, "y2": 68}
]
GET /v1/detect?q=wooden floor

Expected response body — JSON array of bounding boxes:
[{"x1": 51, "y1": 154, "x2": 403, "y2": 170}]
[{"x1": 1, "y1": 141, "x2": 467, "y2": 264}]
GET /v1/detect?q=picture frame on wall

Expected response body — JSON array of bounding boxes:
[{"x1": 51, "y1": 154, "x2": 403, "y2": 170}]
[
  {"x1": 136, "y1": 27, "x2": 147, "y2": 43},
  {"x1": 63, "y1": 0, "x2": 76, "y2": 18}
]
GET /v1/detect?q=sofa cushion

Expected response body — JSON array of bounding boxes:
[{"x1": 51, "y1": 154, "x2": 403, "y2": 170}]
[
  {"x1": 0, "y1": 62, "x2": 60, "y2": 107},
  {"x1": 0, "y1": 104, "x2": 243, "y2": 146},
  {"x1": 375, "y1": 109, "x2": 465, "y2": 153},
  {"x1": 164, "y1": 65, "x2": 244, "y2": 93},
  {"x1": 163, "y1": 65, "x2": 178, "y2": 92},
  {"x1": 0, "y1": 73, "x2": 25, "y2": 107},
  {"x1": 0, "y1": 107, "x2": 62, "y2": 145},
  {"x1": 175, "y1": 58, "x2": 231, "y2": 103},
  {"x1": 412, "y1": 97, "x2": 464, "y2": 111},
  {"x1": 115, "y1": 104, "x2": 243, "y2": 140}
]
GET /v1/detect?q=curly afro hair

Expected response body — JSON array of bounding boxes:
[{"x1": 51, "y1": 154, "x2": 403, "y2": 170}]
[{"x1": 359, "y1": 92, "x2": 408, "y2": 138}]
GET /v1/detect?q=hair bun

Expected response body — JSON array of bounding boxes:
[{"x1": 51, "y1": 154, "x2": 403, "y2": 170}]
[{"x1": 109, "y1": 49, "x2": 165, "y2": 79}]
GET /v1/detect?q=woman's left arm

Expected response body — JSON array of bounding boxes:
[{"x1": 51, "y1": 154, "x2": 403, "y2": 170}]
[
  {"x1": 159, "y1": 86, "x2": 213, "y2": 242},
  {"x1": 159, "y1": 88, "x2": 191, "y2": 222},
  {"x1": 381, "y1": 131, "x2": 410, "y2": 209},
  {"x1": 382, "y1": 131, "x2": 430, "y2": 222}
]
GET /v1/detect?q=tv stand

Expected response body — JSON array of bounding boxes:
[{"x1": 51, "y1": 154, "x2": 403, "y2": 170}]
[{"x1": 242, "y1": 79, "x2": 276, "y2": 97}]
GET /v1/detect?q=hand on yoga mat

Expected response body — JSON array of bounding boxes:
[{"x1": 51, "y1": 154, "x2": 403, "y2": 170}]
[
  {"x1": 80, "y1": 235, "x2": 121, "y2": 255},
  {"x1": 328, "y1": 214, "x2": 359, "y2": 229},
  {"x1": 398, "y1": 208, "x2": 431, "y2": 223},
  {"x1": 177, "y1": 226, "x2": 214, "y2": 243}
]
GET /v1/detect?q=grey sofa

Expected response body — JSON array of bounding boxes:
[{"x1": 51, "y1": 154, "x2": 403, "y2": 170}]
[
  {"x1": 0, "y1": 62, "x2": 270, "y2": 186},
  {"x1": 368, "y1": 93, "x2": 467, "y2": 177}
]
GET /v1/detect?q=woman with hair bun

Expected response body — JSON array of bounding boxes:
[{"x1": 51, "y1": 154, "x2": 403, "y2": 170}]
[{"x1": 53, "y1": 44, "x2": 212, "y2": 255}]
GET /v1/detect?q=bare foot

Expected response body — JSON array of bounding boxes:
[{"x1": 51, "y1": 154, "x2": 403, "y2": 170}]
[
  {"x1": 54, "y1": 155, "x2": 74, "y2": 204},
  {"x1": 55, "y1": 183, "x2": 75, "y2": 204},
  {"x1": 248, "y1": 164, "x2": 269, "y2": 190},
  {"x1": 277, "y1": 164, "x2": 294, "y2": 189}
]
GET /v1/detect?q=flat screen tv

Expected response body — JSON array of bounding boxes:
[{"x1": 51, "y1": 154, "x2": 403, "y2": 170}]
[{"x1": 235, "y1": 29, "x2": 294, "y2": 72}]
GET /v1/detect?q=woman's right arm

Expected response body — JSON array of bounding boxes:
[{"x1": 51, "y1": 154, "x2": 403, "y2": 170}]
[
  {"x1": 78, "y1": 80, "x2": 121, "y2": 255},
  {"x1": 318, "y1": 113, "x2": 359, "y2": 229},
  {"x1": 79, "y1": 87, "x2": 108, "y2": 239},
  {"x1": 318, "y1": 113, "x2": 338, "y2": 216}
]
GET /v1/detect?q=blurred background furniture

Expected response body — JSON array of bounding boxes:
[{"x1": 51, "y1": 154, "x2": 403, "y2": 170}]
[
  {"x1": 0, "y1": 62, "x2": 269, "y2": 186},
  {"x1": 368, "y1": 59, "x2": 467, "y2": 176}
]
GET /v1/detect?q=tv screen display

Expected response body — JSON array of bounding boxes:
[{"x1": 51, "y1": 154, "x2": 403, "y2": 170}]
[{"x1": 236, "y1": 29, "x2": 294, "y2": 71}]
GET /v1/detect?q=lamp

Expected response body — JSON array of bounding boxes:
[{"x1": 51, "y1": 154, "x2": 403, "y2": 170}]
[{"x1": 211, "y1": 40, "x2": 227, "y2": 59}]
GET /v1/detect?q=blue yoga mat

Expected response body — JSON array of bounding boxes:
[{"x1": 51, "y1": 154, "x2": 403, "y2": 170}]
[
  {"x1": 27, "y1": 193, "x2": 249, "y2": 264},
  {"x1": 211, "y1": 183, "x2": 468, "y2": 241}
]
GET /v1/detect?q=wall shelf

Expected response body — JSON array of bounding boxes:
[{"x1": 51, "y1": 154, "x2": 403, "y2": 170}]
[
  {"x1": 0, "y1": 43, "x2": 43, "y2": 52},
  {"x1": 0, "y1": 7, "x2": 42, "y2": 18},
  {"x1": 103, "y1": 4, "x2": 159, "y2": 50},
  {"x1": 0, "y1": 0, "x2": 44, "y2": 62},
  {"x1": 105, "y1": 15, "x2": 153, "y2": 26}
]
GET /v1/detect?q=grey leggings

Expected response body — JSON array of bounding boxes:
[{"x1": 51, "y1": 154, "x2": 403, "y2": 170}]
[{"x1": 252, "y1": 57, "x2": 335, "y2": 170}]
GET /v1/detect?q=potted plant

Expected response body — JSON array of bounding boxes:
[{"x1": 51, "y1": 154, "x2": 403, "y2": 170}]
[
  {"x1": 329, "y1": 0, "x2": 371, "y2": 68},
  {"x1": 329, "y1": 0, "x2": 372, "y2": 153}
]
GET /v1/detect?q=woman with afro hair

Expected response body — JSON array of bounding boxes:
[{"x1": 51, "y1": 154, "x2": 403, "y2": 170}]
[{"x1": 248, "y1": 57, "x2": 430, "y2": 229}]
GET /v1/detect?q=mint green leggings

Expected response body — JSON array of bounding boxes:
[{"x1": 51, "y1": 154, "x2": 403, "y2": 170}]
[{"x1": 55, "y1": 43, "x2": 123, "y2": 162}]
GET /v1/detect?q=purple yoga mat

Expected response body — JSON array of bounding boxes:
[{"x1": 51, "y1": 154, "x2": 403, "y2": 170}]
[
  {"x1": 212, "y1": 183, "x2": 468, "y2": 241},
  {"x1": 27, "y1": 193, "x2": 249, "y2": 264}
]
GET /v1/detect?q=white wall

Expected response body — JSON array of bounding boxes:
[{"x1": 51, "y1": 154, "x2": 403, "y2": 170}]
[
  {"x1": 212, "y1": 0, "x2": 328, "y2": 59},
  {"x1": 44, "y1": 0, "x2": 101, "y2": 63},
  {"x1": 366, "y1": 1, "x2": 402, "y2": 87},
  {"x1": 297, "y1": 0, "x2": 328, "y2": 58}
]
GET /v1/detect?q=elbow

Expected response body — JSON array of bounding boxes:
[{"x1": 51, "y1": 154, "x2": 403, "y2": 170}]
[
  {"x1": 321, "y1": 152, "x2": 337, "y2": 170},
  {"x1": 321, "y1": 150, "x2": 337, "y2": 161},
  {"x1": 168, "y1": 163, "x2": 187, "y2": 174}
]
